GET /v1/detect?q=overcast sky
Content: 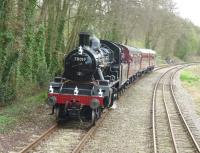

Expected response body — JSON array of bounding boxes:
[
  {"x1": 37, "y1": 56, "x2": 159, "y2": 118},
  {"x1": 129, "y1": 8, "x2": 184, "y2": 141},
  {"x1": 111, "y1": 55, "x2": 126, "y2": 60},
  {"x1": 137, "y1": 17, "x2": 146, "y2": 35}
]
[{"x1": 174, "y1": 0, "x2": 200, "y2": 26}]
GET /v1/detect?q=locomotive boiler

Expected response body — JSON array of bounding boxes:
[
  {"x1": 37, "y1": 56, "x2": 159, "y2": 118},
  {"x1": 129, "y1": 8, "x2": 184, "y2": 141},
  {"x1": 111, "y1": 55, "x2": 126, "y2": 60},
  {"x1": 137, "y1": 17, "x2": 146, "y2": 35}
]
[{"x1": 63, "y1": 32, "x2": 114, "y2": 81}]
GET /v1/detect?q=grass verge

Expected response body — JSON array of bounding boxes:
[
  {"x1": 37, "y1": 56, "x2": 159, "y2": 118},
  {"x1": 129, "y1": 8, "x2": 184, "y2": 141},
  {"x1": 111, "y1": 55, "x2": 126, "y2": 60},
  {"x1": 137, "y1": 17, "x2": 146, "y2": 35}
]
[
  {"x1": 0, "y1": 91, "x2": 47, "y2": 133},
  {"x1": 180, "y1": 65, "x2": 200, "y2": 115},
  {"x1": 180, "y1": 69, "x2": 200, "y2": 85}
]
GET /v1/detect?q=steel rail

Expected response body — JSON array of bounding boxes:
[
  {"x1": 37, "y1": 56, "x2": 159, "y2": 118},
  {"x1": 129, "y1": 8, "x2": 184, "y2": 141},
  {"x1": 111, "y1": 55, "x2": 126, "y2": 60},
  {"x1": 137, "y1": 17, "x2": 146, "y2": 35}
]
[
  {"x1": 152, "y1": 65, "x2": 184, "y2": 153},
  {"x1": 19, "y1": 123, "x2": 58, "y2": 153},
  {"x1": 71, "y1": 109, "x2": 109, "y2": 153},
  {"x1": 154, "y1": 65, "x2": 170, "y2": 71},
  {"x1": 162, "y1": 70, "x2": 181, "y2": 153},
  {"x1": 170, "y1": 65, "x2": 200, "y2": 152},
  {"x1": 153, "y1": 63, "x2": 200, "y2": 153},
  {"x1": 154, "y1": 62, "x2": 200, "y2": 72}
]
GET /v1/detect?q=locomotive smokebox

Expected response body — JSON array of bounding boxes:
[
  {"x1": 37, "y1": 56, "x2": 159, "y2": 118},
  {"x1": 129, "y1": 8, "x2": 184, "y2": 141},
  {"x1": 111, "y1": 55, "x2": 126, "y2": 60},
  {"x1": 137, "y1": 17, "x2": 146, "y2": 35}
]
[{"x1": 79, "y1": 32, "x2": 90, "y2": 46}]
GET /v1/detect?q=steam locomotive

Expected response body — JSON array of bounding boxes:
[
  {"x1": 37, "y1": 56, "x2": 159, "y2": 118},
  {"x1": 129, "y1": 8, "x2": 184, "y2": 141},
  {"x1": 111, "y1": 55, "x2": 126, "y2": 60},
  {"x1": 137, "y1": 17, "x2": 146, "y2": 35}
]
[{"x1": 48, "y1": 32, "x2": 156, "y2": 125}]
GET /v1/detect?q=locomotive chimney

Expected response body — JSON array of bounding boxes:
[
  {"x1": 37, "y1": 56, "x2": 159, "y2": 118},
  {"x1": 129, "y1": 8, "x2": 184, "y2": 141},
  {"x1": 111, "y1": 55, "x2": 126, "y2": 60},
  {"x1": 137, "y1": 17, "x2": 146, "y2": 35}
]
[{"x1": 79, "y1": 32, "x2": 90, "y2": 46}]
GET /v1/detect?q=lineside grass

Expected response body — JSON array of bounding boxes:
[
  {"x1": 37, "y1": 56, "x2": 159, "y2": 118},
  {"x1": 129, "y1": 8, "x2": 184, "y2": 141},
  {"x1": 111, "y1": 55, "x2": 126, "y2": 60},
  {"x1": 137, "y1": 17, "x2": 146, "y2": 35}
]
[
  {"x1": 180, "y1": 66, "x2": 200, "y2": 89},
  {"x1": 0, "y1": 91, "x2": 47, "y2": 133},
  {"x1": 180, "y1": 65, "x2": 200, "y2": 115}
]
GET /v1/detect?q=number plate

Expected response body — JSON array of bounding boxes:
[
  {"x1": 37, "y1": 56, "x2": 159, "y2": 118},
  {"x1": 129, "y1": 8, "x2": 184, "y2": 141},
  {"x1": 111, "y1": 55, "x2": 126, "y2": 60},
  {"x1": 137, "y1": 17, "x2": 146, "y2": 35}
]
[{"x1": 74, "y1": 56, "x2": 87, "y2": 62}]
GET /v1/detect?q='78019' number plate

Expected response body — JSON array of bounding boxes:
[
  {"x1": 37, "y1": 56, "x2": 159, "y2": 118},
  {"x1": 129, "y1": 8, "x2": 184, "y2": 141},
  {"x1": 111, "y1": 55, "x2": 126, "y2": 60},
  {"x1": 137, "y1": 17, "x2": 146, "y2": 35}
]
[{"x1": 74, "y1": 56, "x2": 87, "y2": 62}]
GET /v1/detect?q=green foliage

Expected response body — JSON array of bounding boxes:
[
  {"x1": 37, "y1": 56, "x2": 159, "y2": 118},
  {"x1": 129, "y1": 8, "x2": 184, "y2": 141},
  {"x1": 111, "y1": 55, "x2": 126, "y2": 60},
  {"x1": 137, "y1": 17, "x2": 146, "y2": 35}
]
[
  {"x1": 37, "y1": 63, "x2": 49, "y2": 87},
  {"x1": 56, "y1": 19, "x2": 65, "y2": 51},
  {"x1": 180, "y1": 70, "x2": 200, "y2": 84},
  {"x1": 20, "y1": 0, "x2": 37, "y2": 81},
  {"x1": 19, "y1": 51, "x2": 32, "y2": 80},
  {"x1": 32, "y1": 23, "x2": 47, "y2": 83},
  {"x1": 0, "y1": 1, "x2": 16, "y2": 105},
  {"x1": 0, "y1": 115, "x2": 16, "y2": 133},
  {"x1": 0, "y1": 91, "x2": 47, "y2": 133},
  {"x1": 1, "y1": 0, "x2": 200, "y2": 107},
  {"x1": 180, "y1": 67, "x2": 200, "y2": 109},
  {"x1": 0, "y1": 31, "x2": 14, "y2": 45},
  {"x1": 45, "y1": 24, "x2": 52, "y2": 68},
  {"x1": 0, "y1": 0, "x2": 7, "y2": 22},
  {"x1": 0, "y1": 30, "x2": 14, "y2": 79},
  {"x1": 1, "y1": 52, "x2": 18, "y2": 83},
  {"x1": 175, "y1": 24, "x2": 200, "y2": 60},
  {"x1": 0, "y1": 115, "x2": 15, "y2": 125},
  {"x1": 49, "y1": 52, "x2": 59, "y2": 77},
  {"x1": 174, "y1": 34, "x2": 189, "y2": 59},
  {"x1": 0, "y1": 84, "x2": 16, "y2": 105}
]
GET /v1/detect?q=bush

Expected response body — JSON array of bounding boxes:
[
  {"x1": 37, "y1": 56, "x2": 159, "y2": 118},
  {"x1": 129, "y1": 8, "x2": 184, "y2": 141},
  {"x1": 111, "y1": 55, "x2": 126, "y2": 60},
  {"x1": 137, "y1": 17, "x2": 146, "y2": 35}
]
[
  {"x1": 0, "y1": 84, "x2": 16, "y2": 106},
  {"x1": 37, "y1": 63, "x2": 49, "y2": 87},
  {"x1": 180, "y1": 70, "x2": 200, "y2": 84}
]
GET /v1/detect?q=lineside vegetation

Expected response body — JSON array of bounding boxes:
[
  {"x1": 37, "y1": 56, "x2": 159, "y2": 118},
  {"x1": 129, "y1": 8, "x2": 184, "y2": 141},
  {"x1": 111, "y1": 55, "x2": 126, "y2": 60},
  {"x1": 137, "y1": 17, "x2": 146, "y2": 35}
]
[
  {"x1": 0, "y1": 0, "x2": 200, "y2": 105},
  {"x1": 180, "y1": 66, "x2": 200, "y2": 115}
]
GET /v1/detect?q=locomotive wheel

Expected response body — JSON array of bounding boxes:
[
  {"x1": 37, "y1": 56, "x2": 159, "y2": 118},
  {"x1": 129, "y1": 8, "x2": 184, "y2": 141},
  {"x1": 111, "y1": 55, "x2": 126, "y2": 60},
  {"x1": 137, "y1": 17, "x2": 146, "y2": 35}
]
[
  {"x1": 56, "y1": 105, "x2": 67, "y2": 123},
  {"x1": 91, "y1": 107, "x2": 101, "y2": 126},
  {"x1": 80, "y1": 106, "x2": 91, "y2": 121},
  {"x1": 91, "y1": 109, "x2": 96, "y2": 126},
  {"x1": 96, "y1": 107, "x2": 101, "y2": 119},
  {"x1": 108, "y1": 93, "x2": 115, "y2": 108}
]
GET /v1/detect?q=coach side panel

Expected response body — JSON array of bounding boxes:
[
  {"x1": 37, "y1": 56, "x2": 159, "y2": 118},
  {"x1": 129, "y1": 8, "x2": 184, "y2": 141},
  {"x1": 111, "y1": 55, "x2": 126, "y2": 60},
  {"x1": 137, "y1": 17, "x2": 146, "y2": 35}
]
[{"x1": 140, "y1": 53, "x2": 149, "y2": 71}]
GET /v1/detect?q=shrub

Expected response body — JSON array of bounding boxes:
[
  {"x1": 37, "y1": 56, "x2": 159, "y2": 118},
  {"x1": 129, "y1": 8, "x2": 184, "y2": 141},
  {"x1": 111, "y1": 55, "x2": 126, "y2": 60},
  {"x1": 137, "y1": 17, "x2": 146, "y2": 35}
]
[{"x1": 0, "y1": 84, "x2": 16, "y2": 106}]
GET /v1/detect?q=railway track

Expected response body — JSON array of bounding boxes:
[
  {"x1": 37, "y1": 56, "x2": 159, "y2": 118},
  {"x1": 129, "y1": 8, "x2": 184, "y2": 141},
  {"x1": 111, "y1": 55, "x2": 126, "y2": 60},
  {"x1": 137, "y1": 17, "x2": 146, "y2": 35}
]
[
  {"x1": 152, "y1": 64, "x2": 200, "y2": 153},
  {"x1": 19, "y1": 64, "x2": 194, "y2": 153},
  {"x1": 19, "y1": 123, "x2": 58, "y2": 153},
  {"x1": 154, "y1": 64, "x2": 169, "y2": 71},
  {"x1": 19, "y1": 67, "x2": 158, "y2": 153},
  {"x1": 71, "y1": 109, "x2": 109, "y2": 153},
  {"x1": 18, "y1": 110, "x2": 110, "y2": 153},
  {"x1": 18, "y1": 65, "x2": 168, "y2": 153},
  {"x1": 20, "y1": 66, "x2": 162, "y2": 153}
]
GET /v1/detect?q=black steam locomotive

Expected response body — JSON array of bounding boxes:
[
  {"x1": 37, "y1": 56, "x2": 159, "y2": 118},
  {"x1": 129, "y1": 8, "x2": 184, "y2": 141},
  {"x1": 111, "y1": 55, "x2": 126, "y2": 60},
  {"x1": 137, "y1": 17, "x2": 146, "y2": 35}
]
[{"x1": 48, "y1": 32, "x2": 156, "y2": 125}]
